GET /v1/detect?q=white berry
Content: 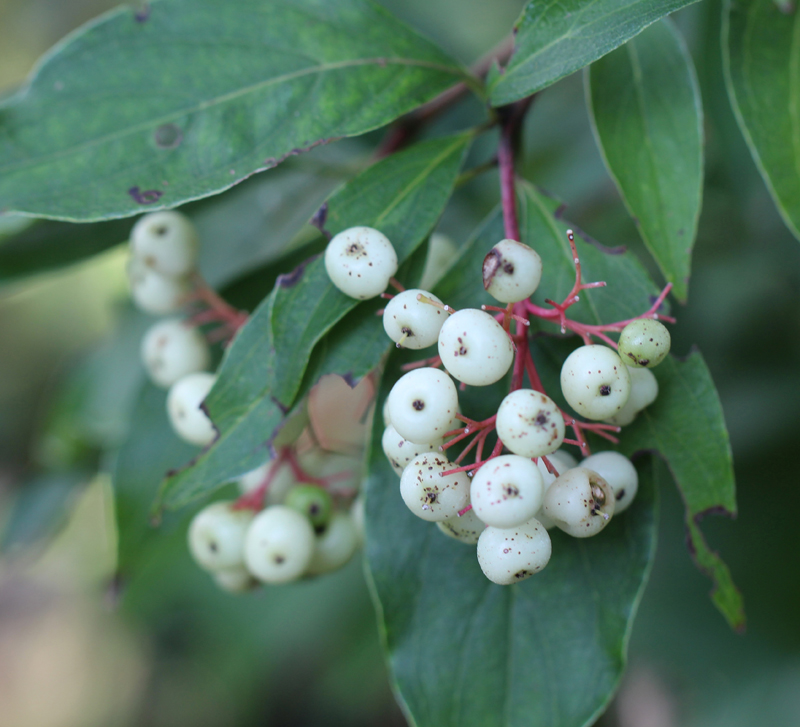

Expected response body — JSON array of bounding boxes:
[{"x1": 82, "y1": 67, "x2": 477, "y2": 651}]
[
  {"x1": 382, "y1": 289, "x2": 446, "y2": 349},
  {"x1": 127, "y1": 257, "x2": 190, "y2": 314},
  {"x1": 243, "y1": 506, "x2": 315, "y2": 583},
  {"x1": 213, "y1": 566, "x2": 257, "y2": 593},
  {"x1": 495, "y1": 389, "x2": 565, "y2": 457},
  {"x1": 437, "y1": 308, "x2": 514, "y2": 386},
  {"x1": 436, "y1": 507, "x2": 486, "y2": 544},
  {"x1": 618, "y1": 319, "x2": 671, "y2": 368},
  {"x1": 560, "y1": 345, "x2": 632, "y2": 420},
  {"x1": 582, "y1": 451, "x2": 638, "y2": 513},
  {"x1": 130, "y1": 210, "x2": 199, "y2": 277},
  {"x1": 188, "y1": 502, "x2": 253, "y2": 572},
  {"x1": 167, "y1": 372, "x2": 217, "y2": 447},
  {"x1": 140, "y1": 318, "x2": 211, "y2": 388},
  {"x1": 542, "y1": 467, "x2": 615, "y2": 538},
  {"x1": 306, "y1": 513, "x2": 360, "y2": 575},
  {"x1": 470, "y1": 455, "x2": 545, "y2": 528},
  {"x1": 387, "y1": 368, "x2": 459, "y2": 444},
  {"x1": 324, "y1": 226, "x2": 398, "y2": 300},
  {"x1": 605, "y1": 366, "x2": 659, "y2": 426},
  {"x1": 483, "y1": 239, "x2": 543, "y2": 303},
  {"x1": 535, "y1": 450, "x2": 579, "y2": 528},
  {"x1": 476, "y1": 517, "x2": 552, "y2": 585},
  {"x1": 381, "y1": 424, "x2": 443, "y2": 476},
  {"x1": 399, "y1": 452, "x2": 470, "y2": 522}
]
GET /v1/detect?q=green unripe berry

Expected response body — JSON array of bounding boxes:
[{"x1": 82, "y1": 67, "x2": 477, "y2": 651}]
[
  {"x1": 285, "y1": 484, "x2": 333, "y2": 530},
  {"x1": 617, "y1": 319, "x2": 671, "y2": 368}
]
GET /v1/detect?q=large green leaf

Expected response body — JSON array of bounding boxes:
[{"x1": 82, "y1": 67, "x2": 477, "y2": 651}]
[
  {"x1": 618, "y1": 351, "x2": 744, "y2": 631},
  {"x1": 587, "y1": 21, "x2": 703, "y2": 302},
  {"x1": 364, "y1": 365, "x2": 658, "y2": 727},
  {"x1": 723, "y1": 0, "x2": 800, "y2": 241},
  {"x1": 489, "y1": 0, "x2": 700, "y2": 106},
  {"x1": 156, "y1": 134, "x2": 471, "y2": 510},
  {"x1": 0, "y1": 0, "x2": 470, "y2": 221}
]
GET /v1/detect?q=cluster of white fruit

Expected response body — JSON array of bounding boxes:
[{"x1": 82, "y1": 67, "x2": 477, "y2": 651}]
[
  {"x1": 126, "y1": 212, "x2": 367, "y2": 593},
  {"x1": 324, "y1": 226, "x2": 670, "y2": 585}
]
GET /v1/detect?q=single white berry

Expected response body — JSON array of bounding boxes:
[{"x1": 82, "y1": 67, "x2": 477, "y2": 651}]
[
  {"x1": 436, "y1": 507, "x2": 486, "y2": 544},
  {"x1": 582, "y1": 451, "x2": 638, "y2": 513},
  {"x1": 470, "y1": 455, "x2": 545, "y2": 528},
  {"x1": 167, "y1": 372, "x2": 217, "y2": 447},
  {"x1": 188, "y1": 502, "x2": 253, "y2": 572},
  {"x1": 324, "y1": 226, "x2": 398, "y2": 300},
  {"x1": 605, "y1": 366, "x2": 658, "y2": 426},
  {"x1": 495, "y1": 389, "x2": 565, "y2": 457},
  {"x1": 127, "y1": 257, "x2": 190, "y2": 315},
  {"x1": 476, "y1": 517, "x2": 552, "y2": 585},
  {"x1": 420, "y1": 232, "x2": 457, "y2": 290},
  {"x1": 213, "y1": 566, "x2": 257, "y2": 593},
  {"x1": 483, "y1": 239, "x2": 543, "y2": 303},
  {"x1": 237, "y1": 460, "x2": 296, "y2": 506},
  {"x1": 560, "y1": 345, "x2": 632, "y2": 420},
  {"x1": 542, "y1": 467, "x2": 615, "y2": 538},
  {"x1": 387, "y1": 368, "x2": 459, "y2": 444},
  {"x1": 618, "y1": 319, "x2": 671, "y2": 368},
  {"x1": 382, "y1": 289, "x2": 446, "y2": 349},
  {"x1": 306, "y1": 512, "x2": 360, "y2": 575},
  {"x1": 437, "y1": 308, "x2": 514, "y2": 386},
  {"x1": 130, "y1": 210, "x2": 199, "y2": 277},
  {"x1": 382, "y1": 424, "x2": 443, "y2": 476},
  {"x1": 399, "y1": 452, "x2": 470, "y2": 522},
  {"x1": 243, "y1": 505, "x2": 315, "y2": 583},
  {"x1": 535, "y1": 450, "x2": 579, "y2": 528},
  {"x1": 140, "y1": 318, "x2": 211, "y2": 388}
]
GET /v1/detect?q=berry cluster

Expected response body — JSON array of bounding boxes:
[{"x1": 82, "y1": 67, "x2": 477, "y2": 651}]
[
  {"x1": 126, "y1": 212, "x2": 369, "y2": 593},
  {"x1": 324, "y1": 225, "x2": 673, "y2": 585}
]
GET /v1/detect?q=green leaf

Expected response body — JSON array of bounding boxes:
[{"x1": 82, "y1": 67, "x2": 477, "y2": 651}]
[
  {"x1": 587, "y1": 21, "x2": 703, "y2": 302},
  {"x1": 490, "y1": 0, "x2": 701, "y2": 106},
  {"x1": 364, "y1": 367, "x2": 658, "y2": 727},
  {"x1": 0, "y1": 0, "x2": 470, "y2": 221},
  {"x1": 617, "y1": 350, "x2": 744, "y2": 631},
  {"x1": 723, "y1": 0, "x2": 800, "y2": 241},
  {"x1": 157, "y1": 134, "x2": 471, "y2": 510}
]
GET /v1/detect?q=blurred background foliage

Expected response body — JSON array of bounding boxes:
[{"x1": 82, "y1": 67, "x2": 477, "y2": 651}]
[{"x1": 0, "y1": 0, "x2": 799, "y2": 725}]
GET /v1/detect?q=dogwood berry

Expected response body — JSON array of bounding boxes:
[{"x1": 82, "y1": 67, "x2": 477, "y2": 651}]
[
  {"x1": 560, "y1": 345, "x2": 632, "y2": 420},
  {"x1": 476, "y1": 517, "x2": 552, "y2": 585},
  {"x1": 470, "y1": 455, "x2": 545, "y2": 528},
  {"x1": 167, "y1": 372, "x2": 217, "y2": 446},
  {"x1": 482, "y1": 239, "x2": 543, "y2": 303},
  {"x1": 387, "y1": 368, "x2": 459, "y2": 444},
  {"x1": 383, "y1": 289, "x2": 446, "y2": 349},
  {"x1": 605, "y1": 366, "x2": 658, "y2": 426},
  {"x1": 382, "y1": 424, "x2": 443, "y2": 476},
  {"x1": 495, "y1": 389, "x2": 565, "y2": 457},
  {"x1": 127, "y1": 257, "x2": 190, "y2": 314},
  {"x1": 399, "y1": 453, "x2": 470, "y2": 522},
  {"x1": 324, "y1": 226, "x2": 398, "y2": 299},
  {"x1": 306, "y1": 512, "x2": 360, "y2": 575},
  {"x1": 436, "y1": 507, "x2": 486, "y2": 544},
  {"x1": 188, "y1": 502, "x2": 253, "y2": 572},
  {"x1": 140, "y1": 318, "x2": 211, "y2": 388},
  {"x1": 244, "y1": 506, "x2": 315, "y2": 583},
  {"x1": 618, "y1": 319, "x2": 670, "y2": 368},
  {"x1": 438, "y1": 309, "x2": 514, "y2": 386},
  {"x1": 213, "y1": 566, "x2": 257, "y2": 593},
  {"x1": 285, "y1": 484, "x2": 333, "y2": 530},
  {"x1": 130, "y1": 210, "x2": 199, "y2": 277},
  {"x1": 535, "y1": 450, "x2": 579, "y2": 529},
  {"x1": 581, "y1": 451, "x2": 638, "y2": 513},
  {"x1": 542, "y1": 467, "x2": 615, "y2": 538}
]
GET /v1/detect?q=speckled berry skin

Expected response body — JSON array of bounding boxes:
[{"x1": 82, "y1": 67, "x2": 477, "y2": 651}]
[
  {"x1": 542, "y1": 467, "x2": 615, "y2": 538},
  {"x1": 495, "y1": 389, "x2": 565, "y2": 457},
  {"x1": 399, "y1": 453, "x2": 470, "y2": 522},
  {"x1": 476, "y1": 517, "x2": 552, "y2": 585},
  {"x1": 560, "y1": 345, "x2": 632, "y2": 420},
  {"x1": 581, "y1": 451, "x2": 638, "y2": 513},
  {"x1": 324, "y1": 226, "x2": 398, "y2": 300},
  {"x1": 381, "y1": 424, "x2": 443, "y2": 476},
  {"x1": 436, "y1": 507, "x2": 486, "y2": 544},
  {"x1": 482, "y1": 239, "x2": 543, "y2": 303},
  {"x1": 617, "y1": 319, "x2": 671, "y2": 368},
  {"x1": 437, "y1": 308, "x2": 514, "y2": 386},
  {"x1": 387, "y1": 368, "x2": 459, "y2": 445},
  {"x1": 470, "y1": 455, "x2": 545, "y2": 528},
  {"x1": 382, "y1": 288, "x2": 446, "y2": 349}
]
